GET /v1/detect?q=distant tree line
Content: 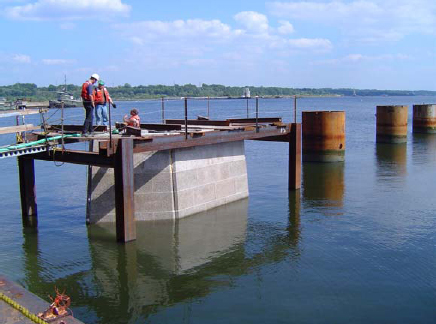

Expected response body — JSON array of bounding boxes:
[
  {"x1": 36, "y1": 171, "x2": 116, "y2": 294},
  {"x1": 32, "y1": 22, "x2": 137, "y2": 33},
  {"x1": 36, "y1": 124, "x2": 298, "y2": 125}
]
[{"x1": 0, "y1": 83, "x2": 435, "y2": 101}]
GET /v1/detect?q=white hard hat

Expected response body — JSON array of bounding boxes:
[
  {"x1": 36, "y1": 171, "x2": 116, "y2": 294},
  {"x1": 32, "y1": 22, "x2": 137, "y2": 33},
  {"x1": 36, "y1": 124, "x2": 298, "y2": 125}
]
[{"x1": 91, "y1": 73, "x2": 100, "y2": 81}]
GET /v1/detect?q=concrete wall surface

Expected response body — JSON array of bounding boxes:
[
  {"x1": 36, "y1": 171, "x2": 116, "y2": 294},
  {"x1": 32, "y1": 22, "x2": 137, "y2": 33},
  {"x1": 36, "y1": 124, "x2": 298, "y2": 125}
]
[{"x1": 88, "y1": 141, "x2": 249, "y2": 223}]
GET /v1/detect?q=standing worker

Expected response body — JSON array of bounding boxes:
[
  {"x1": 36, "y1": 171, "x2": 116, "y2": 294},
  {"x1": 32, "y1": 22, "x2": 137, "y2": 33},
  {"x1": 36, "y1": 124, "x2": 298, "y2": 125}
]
[
  {"x1": 94, "y1": 80, "x2": 116, "y2": 126},
  {"x1": 81, "y1": 73, "x2": 99, "y2": 136}
]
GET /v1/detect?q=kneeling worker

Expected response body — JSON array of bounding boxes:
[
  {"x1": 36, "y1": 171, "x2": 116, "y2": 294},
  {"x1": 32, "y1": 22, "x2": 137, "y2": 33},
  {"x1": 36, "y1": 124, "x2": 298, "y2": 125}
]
[{"x1": 123, "y1": 109, "x2": 140, "y2": 127}]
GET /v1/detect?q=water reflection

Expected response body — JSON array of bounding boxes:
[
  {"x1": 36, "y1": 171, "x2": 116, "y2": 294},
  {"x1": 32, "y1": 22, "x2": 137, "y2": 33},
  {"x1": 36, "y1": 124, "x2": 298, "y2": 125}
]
[
  {"x1": 302, "y1": 162, "x2": 345, "y2": 214},
  {"x1": 19, "y1": 197, "x2": 303, "y2": 324},
  {"x1": 412, "y1": 133, "x2": 436, "y2": 166},
  {"x1": 287, "y1": 190, "x2": 301, "y2": 251},
  {"x1": 375, "y1": 143, "x2": 407, "y2": 179}
]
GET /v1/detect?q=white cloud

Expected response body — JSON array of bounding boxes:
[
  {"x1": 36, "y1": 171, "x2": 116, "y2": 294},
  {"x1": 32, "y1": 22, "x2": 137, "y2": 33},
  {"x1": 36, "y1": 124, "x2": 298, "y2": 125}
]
[
  {"x1": 59, "y1": 22, "x2": 76, "y2": 30},
  {"x1": 288, "y1": 38, "x2": 332, "y2": 51},
  {"x1": 185, "y1": 59, "x2": 216, "y2": 67},
  {"x1": 314, "y1": 53, "x2": 411, "y2": 65},
  {"x1": 268, "y1": 1, "x2": 382, "y2": 21},
  {"x1": 42, "y1": 59, "x2": 76, "y2": 65},
  {"x1": 114, "y1": 19, "x2": 239, "y2": 41},
  {"x1": 234, "y1": 11, "x2": 269, "y2": 34},
  {"x1": 277, "y1": 20, "x2": 294, "y2": 34},
  {"x1": 13, "y1": 54, "x2": 31, "y2": 63},
  {"x1": 268, "y1": 0, "x2": 436, "y2": 42},
  {"x1": 6, "y1": 0, "x2": 130, "y2": 21}
]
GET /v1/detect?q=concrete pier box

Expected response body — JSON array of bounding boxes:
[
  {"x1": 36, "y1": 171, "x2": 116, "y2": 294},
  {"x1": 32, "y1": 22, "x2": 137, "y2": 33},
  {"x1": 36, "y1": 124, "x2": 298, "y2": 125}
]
[{"x1": 88, "y1": 141, "x2": 249, "y2": 223}]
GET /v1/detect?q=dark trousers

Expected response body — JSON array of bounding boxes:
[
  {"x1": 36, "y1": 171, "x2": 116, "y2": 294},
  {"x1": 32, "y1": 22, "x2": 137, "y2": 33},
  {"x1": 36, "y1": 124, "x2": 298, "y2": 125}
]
[{"x1": 82, "y1": 102, "x2": 94, "y2": 134}]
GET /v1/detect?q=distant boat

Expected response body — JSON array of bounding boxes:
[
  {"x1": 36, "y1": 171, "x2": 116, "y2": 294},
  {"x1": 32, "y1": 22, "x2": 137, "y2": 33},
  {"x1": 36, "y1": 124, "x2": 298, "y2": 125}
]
[
  {"x1": 49, "y1": 90, "x2": 82, "y2": 108},
  {"x1": 49, "y1": 75, "x2": 82, "y2": 108}
]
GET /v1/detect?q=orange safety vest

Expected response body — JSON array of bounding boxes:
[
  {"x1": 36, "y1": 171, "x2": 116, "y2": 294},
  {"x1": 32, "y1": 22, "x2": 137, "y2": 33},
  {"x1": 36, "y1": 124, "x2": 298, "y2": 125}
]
[
  {"x1": 94, "y1": 87, "x2": 111, "y2": 105},
  {"x1": 127, "y1": 115, "x2": 140, "y2": 127},
  {"x1": 81, "y1": 80, "x2": 94, "y2": 102}
]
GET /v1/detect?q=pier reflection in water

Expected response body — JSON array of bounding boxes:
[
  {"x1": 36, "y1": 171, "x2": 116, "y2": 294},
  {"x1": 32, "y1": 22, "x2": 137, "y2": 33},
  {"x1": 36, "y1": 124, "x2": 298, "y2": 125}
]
[
  {"x1": 19, "y1": 197, "x2": 302, "y2": 323},
  {"x1": 375, "y1": 143, "x2": 407, "y2": 181},
  {"x1": 302, "y1": 162, "x2": 344, "y2": 215},
  {"x1": 411, "y1": 133, "x2": 436, "y2": 166}
]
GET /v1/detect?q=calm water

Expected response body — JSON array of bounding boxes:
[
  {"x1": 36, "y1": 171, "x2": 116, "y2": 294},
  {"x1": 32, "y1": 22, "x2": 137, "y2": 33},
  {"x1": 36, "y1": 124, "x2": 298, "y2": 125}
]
[{"x1": 1, "y1": 96, "x2": 436, "y2": 323}]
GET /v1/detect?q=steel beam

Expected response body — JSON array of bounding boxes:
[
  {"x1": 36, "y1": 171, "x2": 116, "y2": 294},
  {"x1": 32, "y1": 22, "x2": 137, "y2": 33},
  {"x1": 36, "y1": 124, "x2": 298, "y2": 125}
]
[
  {"x1": 133, "y1": 126, "x2": 289, "y2": 153},
  {"x1": 165, "y1": 119, "x2": 230, "y2": 126},
  {"x1": 29, "y1": 149, "x2": 114, "y2": 168},
  {"x1": 114, "y1": 138, "x2": 136, "y2": 243},
  {"x1": 289, "y1": 123, "x2": 301, "y2": 190},
  {"x1": 18, "y1": 156, "x2": 37, "y2": 227}
]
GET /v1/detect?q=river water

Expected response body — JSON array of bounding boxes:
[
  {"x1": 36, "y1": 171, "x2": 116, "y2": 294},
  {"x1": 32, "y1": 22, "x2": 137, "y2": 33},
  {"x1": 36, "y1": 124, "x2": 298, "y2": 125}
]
[{"x1": 1, "y1": 96, "x2": 436, "y2": 323}]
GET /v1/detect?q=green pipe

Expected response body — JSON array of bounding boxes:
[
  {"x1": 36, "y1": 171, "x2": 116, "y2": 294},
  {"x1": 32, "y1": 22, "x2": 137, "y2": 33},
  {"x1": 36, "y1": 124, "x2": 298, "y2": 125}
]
[{"x1": 0, "y1": 133, "x2": 81, "y2": 153}]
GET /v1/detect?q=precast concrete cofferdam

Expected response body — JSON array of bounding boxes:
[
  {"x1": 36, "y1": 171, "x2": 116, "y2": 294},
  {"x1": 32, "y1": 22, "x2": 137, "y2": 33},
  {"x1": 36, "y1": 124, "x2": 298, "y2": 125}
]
[{"x1": 88, "y1": 141, "x2": 249, "y2": 223}]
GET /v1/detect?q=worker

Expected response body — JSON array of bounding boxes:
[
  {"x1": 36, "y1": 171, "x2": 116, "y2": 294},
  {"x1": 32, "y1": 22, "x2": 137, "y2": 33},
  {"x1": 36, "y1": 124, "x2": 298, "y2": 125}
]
[
  {"x1": 81, "y1": 73, "x2": 99, "y2": 136},
  {"x1": 123, "y1": 108, "x2": 140, "y2": 127},
  {"x1": 94, "y1": 80, "x2": 116, "y2": 126}
]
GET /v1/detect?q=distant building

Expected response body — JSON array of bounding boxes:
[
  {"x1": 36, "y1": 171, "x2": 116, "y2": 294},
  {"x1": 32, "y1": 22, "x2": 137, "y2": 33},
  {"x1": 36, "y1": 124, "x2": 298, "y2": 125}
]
[{"x1": 243, "y1": 88, "x2": 251, "y2": 98}]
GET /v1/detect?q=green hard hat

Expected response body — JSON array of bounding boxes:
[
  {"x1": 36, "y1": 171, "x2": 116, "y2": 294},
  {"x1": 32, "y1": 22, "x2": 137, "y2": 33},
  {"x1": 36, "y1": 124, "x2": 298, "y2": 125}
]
[{"x1": 98, "y1": 80, "x2": 105, "y2": 85}]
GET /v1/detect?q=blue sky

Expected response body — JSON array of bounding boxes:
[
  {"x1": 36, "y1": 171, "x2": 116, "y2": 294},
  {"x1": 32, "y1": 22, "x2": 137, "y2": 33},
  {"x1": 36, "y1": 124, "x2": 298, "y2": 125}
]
[{"x1": 0, "y1": 0, "x2": 435, "y2": 90}]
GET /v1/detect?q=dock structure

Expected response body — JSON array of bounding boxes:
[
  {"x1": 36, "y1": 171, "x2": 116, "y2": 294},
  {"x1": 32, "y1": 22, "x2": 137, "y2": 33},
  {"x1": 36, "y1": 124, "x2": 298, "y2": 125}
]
[
  {"x1": 16, "y1": 117, "x2": 301, "y2": 243},
  {"x1": 0, "y1": 275, "x2": 85, "y2": 324}
]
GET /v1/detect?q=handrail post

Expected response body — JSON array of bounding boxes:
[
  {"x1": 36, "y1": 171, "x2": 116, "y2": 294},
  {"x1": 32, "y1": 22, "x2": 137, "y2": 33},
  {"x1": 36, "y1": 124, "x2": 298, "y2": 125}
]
[
  {"x1": 184, "y1": 97, "x2": 188, "y2": 140},
  {"x1": 246, "y1": 98, "x2": 249, "y2": 118},
  {"x1": 161, "y1": 96, "x2": 165, "y2": 123},
  {"x1": 207, "y1": 96, "x2": 210, "y2": 118},
  {"x1": 108, "y1": 102, "x2": 112, "y2": 151},
  {"x1": 294, "y1": 95, "x2": 297, "y2": 123},
  {"x1": 255, "y1": 96, "x2": 259, "y2": 133}
]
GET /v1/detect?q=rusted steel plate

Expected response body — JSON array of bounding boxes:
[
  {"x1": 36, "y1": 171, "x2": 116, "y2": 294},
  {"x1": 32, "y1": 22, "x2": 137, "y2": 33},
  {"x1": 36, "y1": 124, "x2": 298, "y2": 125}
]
[
  {"x1": 302, "y1": 111, "x2": 345, "y2": 161},
  {"x1": 413, "y1": 104, "x2": 436, "y2": 133},
  {"x1": 376, "y1": 105, "x2": 408, "y2": 142}
]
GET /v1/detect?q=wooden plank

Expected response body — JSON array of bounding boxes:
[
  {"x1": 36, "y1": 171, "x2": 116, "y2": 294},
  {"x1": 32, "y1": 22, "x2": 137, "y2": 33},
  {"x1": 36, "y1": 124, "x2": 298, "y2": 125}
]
[
  {"x1": 0, "y1": 109, "x2": 47, "y2": 118},
  {"x1": 165, "y1": 119, "x2": 230, "y2": 126},
  {"x1": 47, "y1": 124, "x2": 107, "y2": 132},
  {"x1": 114, "y1": 139, "x2": 136, "y2": 242},
  {"x1": 18, "y1": 156, "x2": 37, "y2": 227},
  {"x1": 289, "y1": 123, "x2": 301, "y2": 190},
  {"x1": 0, "y1": 124, "x2": 40, "y2": 135}
]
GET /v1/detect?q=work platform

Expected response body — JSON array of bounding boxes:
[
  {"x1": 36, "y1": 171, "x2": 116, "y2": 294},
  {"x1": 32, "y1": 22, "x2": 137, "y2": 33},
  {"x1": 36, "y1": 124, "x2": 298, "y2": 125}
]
[{"x1": 16, "y1": 117, "x2": 301, "y2": 243}]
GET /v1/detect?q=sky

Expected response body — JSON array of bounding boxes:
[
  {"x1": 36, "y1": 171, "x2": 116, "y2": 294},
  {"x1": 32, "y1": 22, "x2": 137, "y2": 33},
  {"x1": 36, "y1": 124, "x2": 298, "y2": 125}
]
[{"x1": 0, "y1": 0, "x2": 435, "y2": 90}]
